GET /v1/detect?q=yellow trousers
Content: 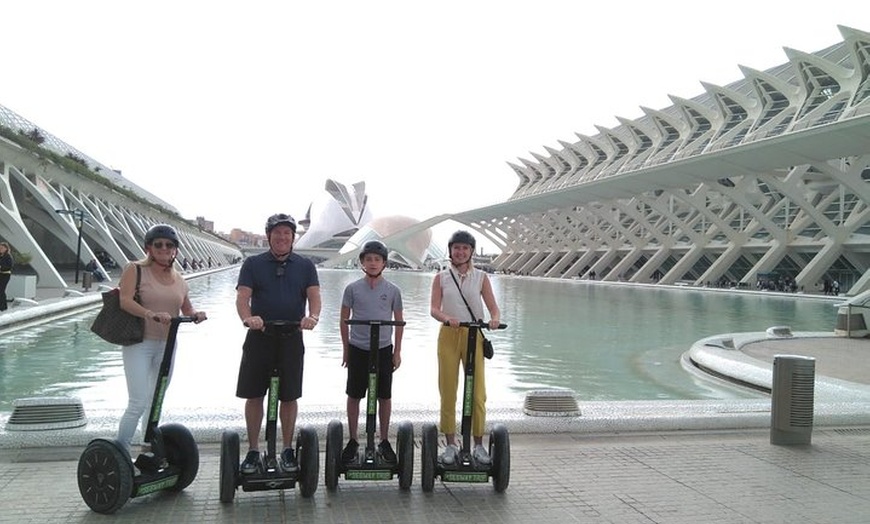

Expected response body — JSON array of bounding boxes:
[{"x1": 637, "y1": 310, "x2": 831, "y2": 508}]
[{"x1": 438, "y1": 326, "x2": 486, "y2": 437}]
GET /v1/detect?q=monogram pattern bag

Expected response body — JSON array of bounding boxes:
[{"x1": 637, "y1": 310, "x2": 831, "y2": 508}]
[{"x1": 90, "y1": 265, "x2": 144, "y2": 346}]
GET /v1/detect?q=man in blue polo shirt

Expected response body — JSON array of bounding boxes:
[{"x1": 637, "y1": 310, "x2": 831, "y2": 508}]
[{"x1": 235, "y1": 213, "x2": 322, "y2": 474}]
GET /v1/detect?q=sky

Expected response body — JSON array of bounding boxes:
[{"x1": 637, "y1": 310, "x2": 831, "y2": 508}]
[{"x1": 3, "y1": 1, "x2": 869, "y2": 240}]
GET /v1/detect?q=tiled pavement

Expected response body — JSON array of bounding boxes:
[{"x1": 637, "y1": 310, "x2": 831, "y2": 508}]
[{"x1": 2, "y1": 429, "x2": 870, "y2": 523}]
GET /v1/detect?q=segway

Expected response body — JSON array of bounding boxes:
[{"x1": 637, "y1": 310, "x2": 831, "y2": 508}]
[
  {"x1": 219, "y1": 320, "x2": 319, "y2": 503},
  {"x1": 421, "y1": 320, "x2": 509, "y2": 493},
  {"x1": 78, "y1": 316, "x2": 200, "y2": 514},
  {"x1": 325, "y1": 319, "x2": 414, "y2": 491}
]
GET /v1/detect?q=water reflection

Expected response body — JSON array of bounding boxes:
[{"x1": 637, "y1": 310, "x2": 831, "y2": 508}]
[{"x1": 0, "y1": 268, "x2": 839, "y2": 412}]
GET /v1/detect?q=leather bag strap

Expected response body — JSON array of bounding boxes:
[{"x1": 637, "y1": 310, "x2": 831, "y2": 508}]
[{"x1": 448, "y1": 269, "x2": 487, "y2": 340}]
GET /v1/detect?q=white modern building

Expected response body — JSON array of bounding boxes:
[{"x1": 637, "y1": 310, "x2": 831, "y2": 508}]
[
  {"x1": 447, "y1": 25, "x2": 870, "y2": 296},
  {"x1": 296, "y1": 179, "x2": 374, "y2": 251},
  {"x1": 339, "y1": 215, "x2": 444, "y2": 268},
  {"x1": 294, "y1": 179, "x2": 443, "y2": 268},
  {"x1": 0, "y1": 105, "x2": 242, "y2": 296}
]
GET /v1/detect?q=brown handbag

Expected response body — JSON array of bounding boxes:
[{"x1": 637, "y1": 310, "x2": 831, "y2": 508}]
[{"x1": 90, "y1": 265, "x2": 144, "y2": 346}]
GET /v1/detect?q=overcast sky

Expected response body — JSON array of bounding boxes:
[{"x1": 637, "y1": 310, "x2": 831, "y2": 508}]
[{"x1": 3, "y1": 2, "x2": 868, "y2": 237}]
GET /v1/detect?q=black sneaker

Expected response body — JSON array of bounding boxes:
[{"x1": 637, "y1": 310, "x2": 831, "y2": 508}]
[
  {"x1": 281, "y1": 447, "x2": 297, "y2": 470},
  {"x1": 134, "y1": 452, "x2": 161, "y2": 474},
  {"x1": 341, "y1": 439, "x2": 359, "y2": 464},
  {"x1": 240, "y1": 450, "x2": 262, "y2": 475},
  {"x1": 378, "y1": 439, "x2": 397, "y2": 463}
]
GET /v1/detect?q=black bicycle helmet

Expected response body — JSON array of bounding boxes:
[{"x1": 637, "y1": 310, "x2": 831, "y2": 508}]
[
  {"x1": 359, "y1": 240, "x2": 389, "y2": 262},
  {"x1": 144, "y1": 224, "x2": 180, "y2": 247},
  {"x1": 265, "y1": 213, "x2": 297, "y2": 235},
  {"x1": 448, "y1": 230, "x2": 476, "y2": 251}
]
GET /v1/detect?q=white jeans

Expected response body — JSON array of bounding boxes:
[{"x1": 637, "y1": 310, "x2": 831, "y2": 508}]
[{"x1": 116, "y1": 338, "x2": 176, "y2": 456}]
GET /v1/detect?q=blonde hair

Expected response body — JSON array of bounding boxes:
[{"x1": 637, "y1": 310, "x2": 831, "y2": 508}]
[{"x1": 0, "y1": 242, "x2": 9, "y2": 252}]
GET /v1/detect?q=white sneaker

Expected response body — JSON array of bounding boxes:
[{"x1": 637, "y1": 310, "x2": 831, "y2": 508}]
[
  {"x1": 472, "y1": 444, "x2": 491, "y2": 465},
  {"x1": 440, "y1": 444, "x2": 459, "y2": 465}
]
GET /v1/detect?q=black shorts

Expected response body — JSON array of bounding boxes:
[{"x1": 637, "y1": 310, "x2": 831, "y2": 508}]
[
  {"x1": 236, "y1": 329, "x2": 305, "y2": 401},
  {"x1": 345, "y1": 344, "x2": 394, "y2": 400}
]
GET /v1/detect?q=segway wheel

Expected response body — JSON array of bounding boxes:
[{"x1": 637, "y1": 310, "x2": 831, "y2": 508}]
[
  {"x1": 298, "y1": 425, "x2": 320, "y2": 498},
  {"x1": 219, "y1": 430, "x2": 240, "y2": 503},
  {"x1": 161, "y1": 423, "x2": 200, "y2": 491},
  {"x1": 490, "y1": 423, "x2": 510, "y2": 493},
  {"x1": 77, "y1": 439, "x2": 133, "y2": 514},
  {"x1": 420, "y1": 423, "x2": 438, "y2": 493},
  {"x1": 325, "y1": 419, "x2": 343, "y2": 492},
  {"x1": 397, "y1": 421, "x2": 414, "y2": 490}
]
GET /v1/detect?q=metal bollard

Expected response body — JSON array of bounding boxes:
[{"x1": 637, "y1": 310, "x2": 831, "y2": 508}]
[{"x1": 770, "y1": 355, "x2": 815, "y2": 445}]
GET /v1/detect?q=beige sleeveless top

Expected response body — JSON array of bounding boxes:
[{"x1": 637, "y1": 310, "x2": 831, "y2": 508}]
[{"x1": 136, "y1": 264, "x2": 189, "y2": 341}]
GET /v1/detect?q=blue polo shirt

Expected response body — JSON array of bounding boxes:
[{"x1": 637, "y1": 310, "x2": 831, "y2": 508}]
[{"x1": 237, "y1": 251, "x2": 319, "y2": 321}]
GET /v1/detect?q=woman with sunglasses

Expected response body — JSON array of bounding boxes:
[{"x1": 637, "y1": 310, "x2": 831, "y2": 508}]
[{"x1": 115, "y1": 224, "x2": 207, "y2": 459}]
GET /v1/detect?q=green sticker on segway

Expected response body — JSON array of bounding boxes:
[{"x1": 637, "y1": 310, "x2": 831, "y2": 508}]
[
  {"x1": 443, "y1": 471, "x2": 488, "y2": 483},
  {"x1": 268, "y1": 377, "x2": 279, "y2": 418},
  {"x1": 367, "y1": 373, "x2": 377, "y2": 413},
  {"x1": 150, "y1": 377, "x2": 169, "y2": 422},
  {"x1": 463, "y1": 376, "x2": 474, "y2": 416},
  {"x1": 134, "y1": 475, "x2": 179, "y2": 496},
  {"x1": 345, "y1": 470, "x2": 393, "y2": 481}
]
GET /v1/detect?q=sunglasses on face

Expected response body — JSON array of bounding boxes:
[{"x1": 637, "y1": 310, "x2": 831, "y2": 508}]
[{"x1": 151, "y1": 241, "x2": 176, "y2": 249}]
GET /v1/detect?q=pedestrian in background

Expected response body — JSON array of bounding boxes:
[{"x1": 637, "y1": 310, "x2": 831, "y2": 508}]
[{"x1": 0, "y1": 242, "x2": 13, "y2": 311}]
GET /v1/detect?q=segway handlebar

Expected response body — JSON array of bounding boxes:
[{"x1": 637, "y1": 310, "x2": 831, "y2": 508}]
[
  {"x1": 344, "y1": 319, "x2": 406, "y2": 327},
  {"x1": 263, "y1": 319, "x2": 302, "y2": 327},
  {"x1": 171, "y1": 316, "x2": 199, "y2": 324},
  {"x1": 258, "y1": 319, "x2": 302, "y2": 335},
  {"x1": 446, "y1": 321, "x2": 507, "y2": 330},
  {"x1": 242, "y1": 319, "x2": 302, "y2": 328}
]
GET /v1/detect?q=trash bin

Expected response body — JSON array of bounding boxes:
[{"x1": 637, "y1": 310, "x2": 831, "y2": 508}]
[
  {"x1": 82, "y1": 271, "x2": 93, "y2": 290},
  {"x1": 770, "y1": 355, "x2": 815, "y2": 446}
]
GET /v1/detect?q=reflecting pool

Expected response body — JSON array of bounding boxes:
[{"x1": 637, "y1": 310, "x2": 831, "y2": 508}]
[{"x1": 0, "y1": 268, "x2": 840, "y2": 413}]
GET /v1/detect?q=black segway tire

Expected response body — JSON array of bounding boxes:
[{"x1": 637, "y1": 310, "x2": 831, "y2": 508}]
[
  {"x1": 396, "y1": 421, "x2": 414, "y2": 491},
  {"x1": 420, "y1": 423, "x2": 438, "y2": 492},
  {"x1": 161, "y1": 423, "x2": 200, "y2": 491},
  {"x1": 490, "y1": 424, "x2": 510, "y2": 493},
  {"x1": 325, "y1": 419, "x2": 343, "y2": 492},
  {"x1": 77, "y1": 438, "x2": 133, "y2": 514},
  {"x1": 219, "y1": 430, "x2": 240, "y2": 503},
  {"x1": 397, "y1": 421, "x2": 414, "y2": 490},
  {"x1": 298, "y1": 425, "x2": 320, "y2": 498}
]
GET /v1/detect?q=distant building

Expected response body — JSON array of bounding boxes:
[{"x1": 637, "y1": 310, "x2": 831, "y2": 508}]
[
  {"x1": 340, "y1": 215, "x2": 444, "y2": 268},
  {"x1": 196, "y1": 216, "x2": 214, "y2": 232},
  {"x1": 296, "y1": 179, "x2": 373, "y2": 250},
  {"x1": 291, "y1": 179, "x2": 443, "y2": 268},
  {"x1": 229, "y1": 228, "x2": 266, "y2": 247}
]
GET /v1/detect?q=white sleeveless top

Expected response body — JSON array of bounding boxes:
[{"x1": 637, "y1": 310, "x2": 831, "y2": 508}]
[{"x1": 439, "y1": 267, "x2": 485, "y2": 321}]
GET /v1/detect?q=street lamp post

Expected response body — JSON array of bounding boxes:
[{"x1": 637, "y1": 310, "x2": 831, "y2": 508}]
[{"x1": 55, "y1": 208, "x2": 87, "y2": 285}]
